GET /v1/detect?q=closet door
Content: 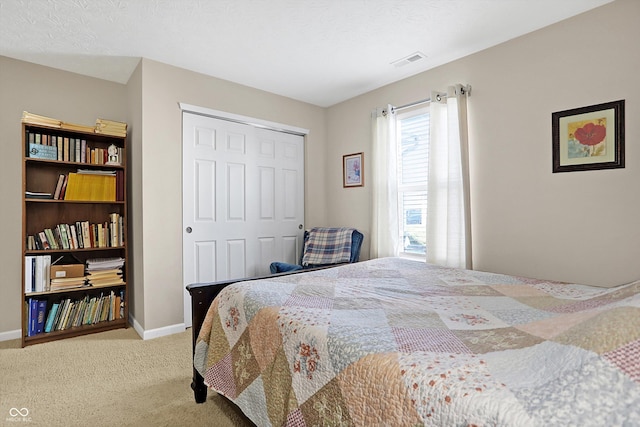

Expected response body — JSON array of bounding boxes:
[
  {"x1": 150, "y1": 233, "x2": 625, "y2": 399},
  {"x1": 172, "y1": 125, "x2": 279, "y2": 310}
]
[{"x1": 182, "y1": 112, "x2": 304, "y2": 326}]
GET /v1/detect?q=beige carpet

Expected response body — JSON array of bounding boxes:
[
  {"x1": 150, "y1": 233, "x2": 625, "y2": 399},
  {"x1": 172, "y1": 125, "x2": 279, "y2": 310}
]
[{"x1": 0, "y1": 327, "x2": 253, "y2": 426}]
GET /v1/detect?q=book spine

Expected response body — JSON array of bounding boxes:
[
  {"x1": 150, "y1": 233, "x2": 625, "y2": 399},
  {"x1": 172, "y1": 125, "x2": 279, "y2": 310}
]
[
  {"x1": 24, "y1": 256, "x2": 34, "y2": 293},
  {"x1": 75, "y1": 138, "x2": 81, "y2": 163},
  {"x1": 36, "y1": 300, "x2": 47, "y2": 334},
  {"x1": 29, "y1": 298, "x2": 38, "y2": 337},
  {"x1": 44, "y1": 302, "x2": 59, "y2": 333},
  {"x1": 80, "y1": 139, "x2": 86, "y2": 163}
]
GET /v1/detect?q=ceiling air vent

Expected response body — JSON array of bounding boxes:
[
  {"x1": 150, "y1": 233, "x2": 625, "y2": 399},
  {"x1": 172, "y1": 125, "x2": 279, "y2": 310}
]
[{"x1": 391, "y1": 51, "x2": 427, "y2": 68}]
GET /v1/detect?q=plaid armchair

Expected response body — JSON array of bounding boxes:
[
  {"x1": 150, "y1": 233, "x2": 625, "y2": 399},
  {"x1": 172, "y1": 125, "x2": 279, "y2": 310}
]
[{"x1": 269, "y1": 227, "x2": 364, "y2": 274}]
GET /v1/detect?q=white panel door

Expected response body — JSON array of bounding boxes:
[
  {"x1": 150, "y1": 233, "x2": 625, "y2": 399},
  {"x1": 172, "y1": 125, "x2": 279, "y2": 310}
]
[{"x1": 182, "y1": 112, "x2": 304, "y2": 327}]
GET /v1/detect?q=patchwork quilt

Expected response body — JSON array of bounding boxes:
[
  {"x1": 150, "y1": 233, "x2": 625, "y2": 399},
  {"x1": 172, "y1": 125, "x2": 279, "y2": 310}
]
[{"x1": 194, "y1": 257, "x2": 640, "y2": 426}]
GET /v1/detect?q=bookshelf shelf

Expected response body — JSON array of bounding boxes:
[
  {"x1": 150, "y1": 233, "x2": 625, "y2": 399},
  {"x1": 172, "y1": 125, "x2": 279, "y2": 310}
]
[
  {"x1": 21, "y1": 120, "x2": 129, "y2": 347},
  {"x1": 23, "y1": 318, "x2": 128, "y2": 345},
  {"x1": 25, "y1": 199, "x2": 125, "y2": 205},
  {"x1": 26, "y1": 282, "x2": 126, "y2": 297},
  {"x1": 26, "y1": 246, "x2": 125, "y2": 255}
]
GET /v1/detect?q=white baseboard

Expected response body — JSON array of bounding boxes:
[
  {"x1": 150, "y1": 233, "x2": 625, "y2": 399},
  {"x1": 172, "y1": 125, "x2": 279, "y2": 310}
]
[
  {"x1": 0, "y1": 318, "x2": 185, "y2": 343},
  {"x1": 0, "y1": 329, "x2": 21, "y2": 342},
  {"x1": 129, "y1": 314, "x2": 185, "y2": 340}
]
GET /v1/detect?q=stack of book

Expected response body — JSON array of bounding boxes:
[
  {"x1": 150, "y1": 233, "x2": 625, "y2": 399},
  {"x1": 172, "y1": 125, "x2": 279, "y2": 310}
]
[
  {"x1": 60, "y1": 121, "x2": 96, "y2": 133},
  {"x1": 24, "y1": 255, "x2": 52, "y2": 293},
  {"x1": 22, "y1": 111, "x2": 61, "y2": 128},
  {"x1": 86, "y1": 257, "x2": 125, "y2": 287},
  {"x1": 95, "y1": 119, "x2": 127, "y2": 137},
  {"x1": 50, "y1": 276, "x2": 86, "y2": 291}
]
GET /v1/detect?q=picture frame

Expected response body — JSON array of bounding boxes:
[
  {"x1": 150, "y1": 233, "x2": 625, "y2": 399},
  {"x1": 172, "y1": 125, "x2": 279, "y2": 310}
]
[
  {"x1": 552, "y1": 100, "x2": 625, "y2": 173},
  {"x1": 343, "y1": 152, "x2": 364, "y2": 187}
]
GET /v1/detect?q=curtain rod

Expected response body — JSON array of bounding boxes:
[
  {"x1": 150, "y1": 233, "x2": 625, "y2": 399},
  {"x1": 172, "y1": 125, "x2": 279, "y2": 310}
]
[
  {"x1": 393, "y1": 97, "x2": 430, "y2": 112},
  {"x1": 393, "y1": 84, "x2": 471, "y2": 113}
]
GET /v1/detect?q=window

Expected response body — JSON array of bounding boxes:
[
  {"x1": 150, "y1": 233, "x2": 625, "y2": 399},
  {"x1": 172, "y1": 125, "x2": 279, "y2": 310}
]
[{"x1": 396, "y1": 107, "x2": 429, "y2": 256}]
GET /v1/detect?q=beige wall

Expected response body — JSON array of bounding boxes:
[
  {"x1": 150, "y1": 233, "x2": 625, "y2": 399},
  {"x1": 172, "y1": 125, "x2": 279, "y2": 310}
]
[
  {"x1": 326, "y1": 0, "x2": 640, "y2": 286},
  {"x1": 125, "y1": 61, "x2": 144, "y2": 328},
  {"x1": 0, "y1": 57, "x2": 127, "y2": 334}
]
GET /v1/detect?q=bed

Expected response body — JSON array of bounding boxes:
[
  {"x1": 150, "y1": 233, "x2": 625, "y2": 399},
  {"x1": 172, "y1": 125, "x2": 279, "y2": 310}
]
[{"x1": 188, "y1": 257, "x2": 640, "y2": 426}]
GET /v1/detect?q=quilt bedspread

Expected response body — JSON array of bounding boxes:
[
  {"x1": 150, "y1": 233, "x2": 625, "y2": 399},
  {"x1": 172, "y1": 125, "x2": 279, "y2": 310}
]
[{"x1": 194, "y1": 257, "x2": 640, "y2": 426}]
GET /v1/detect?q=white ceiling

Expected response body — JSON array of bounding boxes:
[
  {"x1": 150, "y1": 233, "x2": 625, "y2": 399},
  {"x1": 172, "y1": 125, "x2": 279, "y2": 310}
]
[{"x1": 0, "y1": 0, "x2": 614, "y2": 107}]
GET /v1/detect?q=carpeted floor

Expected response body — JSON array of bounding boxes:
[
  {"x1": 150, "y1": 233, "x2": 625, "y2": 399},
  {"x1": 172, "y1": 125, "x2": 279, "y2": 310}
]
[{"x1": 0, "y1": 327, "x2": 253, "y2": 426}]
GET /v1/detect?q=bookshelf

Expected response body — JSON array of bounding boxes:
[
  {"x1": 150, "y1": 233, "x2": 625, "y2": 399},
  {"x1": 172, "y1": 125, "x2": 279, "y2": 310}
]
[{"x1": 21, "y1": 119, "x2": 129, "y2": 347}]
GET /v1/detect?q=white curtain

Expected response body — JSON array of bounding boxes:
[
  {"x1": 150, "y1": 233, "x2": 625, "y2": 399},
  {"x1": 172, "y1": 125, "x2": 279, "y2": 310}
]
[
  {"x1": 426, "y1": 84, "x2": 472, "y2": 269},
  {"x1": 370, "y1": 105, "x2": 400, "y2": 258}
]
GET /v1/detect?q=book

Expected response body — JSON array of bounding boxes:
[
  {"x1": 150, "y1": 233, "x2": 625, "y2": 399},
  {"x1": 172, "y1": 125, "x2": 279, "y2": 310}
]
[
  {"x1": 28, "y1": 298, "x2": 38, "y2": 336},
  {"x1": 53, "y1": 174, "x2": 66, "y2": 199},
  {"x1": 81, "y1": 221, "x2": 92, "y2": 248},
  {"x1": 63, "y1": 137, "x2": 69, "y2": 162},
  {"x1": 35, "y1": 300, "x2": 47, "y2": 334},
  {"x1": 75, "y1": 139, "x2": 81, "y2": 163},
  {"x1": 44, "y1": 302, "x2": 60, "y2": 333},
  {"x1": 25, "y1": 256, "x2": 35, "y2": 293},
  {"x1": 44, "y1": 228, "x2": 58, "y2": 250},
  {"x1": 69, "y1": 224, "x2": 78, "y2": 249},
  {"x1": 64, "y1": 172, "x2": 116, "y2": 201},
  {"x1": 57, "y1": 224, "x2": 70, "y2": 250},
  {"x1": 69, "y1": 138, "x2": 75, "y2": 163},
  {"x1": 80, "y1": 140, "x2": 87, "y2": 163},
  {"x1": 59, "y1": 174, "x2": 69, "y2": 199},
  {"x1": 75, "y1": 222, "x2": 84, "y2": 249},
  {"x1": 28, "y1": 143, "x2": 58, "y2": 160},
  {"x1": 25, "y1": 191, "x2": 53, "y2": 199},
  {"x1": 53, "y1": 299, "x2": 69, "y2": 331},
  {"x1": 37, "y1": 231, "x2": 50, "y2": 250},
  {"x1": 34, "y1": 256, "x2": 44, "y2": 292},
  {"x1": 42, "y1": 255, "x2": 51, "y2": 292}
]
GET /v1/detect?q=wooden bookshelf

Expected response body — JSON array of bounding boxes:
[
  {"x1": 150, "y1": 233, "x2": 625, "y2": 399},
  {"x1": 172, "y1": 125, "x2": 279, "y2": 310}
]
[{"x1": 21, "y1": 122, "x2": 129, "y2": 347}]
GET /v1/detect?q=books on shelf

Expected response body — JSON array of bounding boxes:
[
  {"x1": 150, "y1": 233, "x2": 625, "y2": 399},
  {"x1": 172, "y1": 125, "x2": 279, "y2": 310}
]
[
  {"x1": 25, "y1": 129, "x2": 122, "y2": 166},
  {"x1": 24, "y1": 255, "x2": 51, "y2": 293},
  {"x1": 27, "y1": 290, "x2": 124, "y2": 336},
  {"x1": 26, "y1": 213, "x2": 124, "y2": 251}
]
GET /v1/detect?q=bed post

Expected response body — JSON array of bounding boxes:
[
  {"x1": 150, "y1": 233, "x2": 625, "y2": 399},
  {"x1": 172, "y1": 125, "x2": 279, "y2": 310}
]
[{"x1": 187, "y1": 282, "x2": 231, "y2": 403}]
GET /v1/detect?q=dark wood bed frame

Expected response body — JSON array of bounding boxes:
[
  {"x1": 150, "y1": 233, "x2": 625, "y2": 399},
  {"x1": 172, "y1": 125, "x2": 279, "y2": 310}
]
[{"x1": 186, "y1": 266, "x2": 338, "y2": 403}]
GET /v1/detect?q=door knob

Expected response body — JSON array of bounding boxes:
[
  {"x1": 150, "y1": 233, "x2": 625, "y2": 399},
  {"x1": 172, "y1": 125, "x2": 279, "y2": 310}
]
[
  {"x1": 186, "y1": 227, "x2": 192, "y2": 233},
  {"x1": 298, "y1": 224, "x2": 303, "y2": 229}
]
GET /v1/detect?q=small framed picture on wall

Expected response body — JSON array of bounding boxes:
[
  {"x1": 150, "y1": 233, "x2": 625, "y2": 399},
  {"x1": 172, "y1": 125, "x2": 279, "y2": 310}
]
[
  {"x1": 552, "y1": 100, "x2": 625, "y2": 173},
  {"x1": 343, "y1": 152, "x2": 364, "y2": 187}
]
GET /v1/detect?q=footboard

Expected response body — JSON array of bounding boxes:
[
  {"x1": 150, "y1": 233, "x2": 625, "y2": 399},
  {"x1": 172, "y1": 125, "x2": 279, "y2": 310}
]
[
  {"x1": 187, "y1": 266, "x2": 341, "y2": 403},
  {"x1": 187, "y1": 279, "x2": 235, "y2": 403}
]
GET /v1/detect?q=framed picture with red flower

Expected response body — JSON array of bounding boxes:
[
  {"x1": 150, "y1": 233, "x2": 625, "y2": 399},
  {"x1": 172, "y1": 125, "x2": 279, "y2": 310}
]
[
  {"x1": 552, "y1": 99, "x2": 625, "y2": 173},
  {"x1": 343, "y1": 152, "x2": 364, "y2": 187}
]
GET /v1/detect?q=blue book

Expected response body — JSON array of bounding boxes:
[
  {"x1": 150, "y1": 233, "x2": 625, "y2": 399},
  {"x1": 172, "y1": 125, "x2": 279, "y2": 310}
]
[
  {"x1": 44, "y1": 302, "x2": 59, "y2": 333},
  {"x1": 35, "y1": 300, "x2": 47, "y2": 334},
  {"x1": 28, "y1": 299, "x2": 38, "y2": 337}
]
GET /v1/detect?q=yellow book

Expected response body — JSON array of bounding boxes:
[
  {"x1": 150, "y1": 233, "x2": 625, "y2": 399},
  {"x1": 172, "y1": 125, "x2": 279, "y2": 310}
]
[{"x1": 64, "y1": 173, "x2": 116, "y2": 201}]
